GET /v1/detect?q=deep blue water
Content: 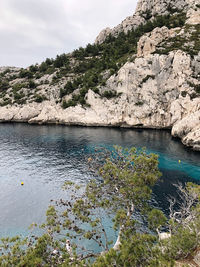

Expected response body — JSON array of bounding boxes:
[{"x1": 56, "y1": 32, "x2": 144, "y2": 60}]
[{"x1": 0, "y1": 123, "x2": 199, "y2": 238}]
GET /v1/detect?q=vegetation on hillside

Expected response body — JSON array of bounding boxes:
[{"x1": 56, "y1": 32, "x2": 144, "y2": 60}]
[
  {"x1": 155, "y1": 24, "x2": 200, "y2": 57},
  {"x1": 0, "y1": 147, "x2": 199, "y2": 266},
  {"x1": 0, "y1": 12, "x2": 188, "y2": 108},
  {"x1": 59, "y1": 12, "x2": 187, "y2": 108}
]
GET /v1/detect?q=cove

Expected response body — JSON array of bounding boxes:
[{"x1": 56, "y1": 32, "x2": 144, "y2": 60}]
[{"x1": 0, "y1": 123, "x2": 199, "y2": 238}]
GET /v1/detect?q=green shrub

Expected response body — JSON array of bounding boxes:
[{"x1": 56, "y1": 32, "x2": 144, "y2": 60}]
[
  {"x1": 62, "y1": 91, "x2": 87, "y2": 108},
  {"x1": 15, "y1": 99, "x2": 27, "y2": 105},
  {"x1": 72, "y1": 47, "x2": 87, "y2": 59},
  {"x1": 64, "y1": 81, "x2": 74, "y2": 93},
  {"x1": 19, "y1": 69, "x2": 33, "y2": 79},
  {"x1": 39, "y1": 62, "x2": 48, "y2": 73},
  {"x1": 29, "y1": 65, "x2": 39, "y2": 73},
  {"x1": 102, "y1": 90, "x2": 117, "y2": 99},
  {"x1": 0, "y1": 98, "x2": 12, "y2": 106},
  {"x1": 2, "y1": 69, "x2": 11, "y2": 75},
  {"x1": 12, "y1": 83, "x2": 26, "y2": 92},
  {"x1": 165, "y1": 228, "x2": 197, "y2": 259},
  {"x1": 62, "y1": 99, "x2": 76, "y2": 109},
  {"x1": 35, "y1": 73, "x2": 42, "y2": 79},
  {"x1": 92, "y1": 87, "x2": 100, "y2": 94},
  {"x1": 53, "y1": 54, "x2": 69, "y2": 68},
  {"x1": 34, "y1": 94, "x2": 47, "y2": 103},
  {"x1": 135, "y1": 101, "x2": 144, "y2": 106},
  {"x1": 45, "y1": 67, "x2": 55, "y2": 75},
  {"x1": 0, "y1": 80, "x2": 9, "y2": 91},
  {"x1": 14, "y1": 92, "x2": 25, "y2": 100},
  {"x1": 28, "y1": 80, "x2": 37, "y2": 89}
]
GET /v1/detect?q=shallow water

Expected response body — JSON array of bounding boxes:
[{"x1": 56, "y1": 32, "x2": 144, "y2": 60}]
[{"x1": 0, "y1": 123, "x2": 199, "y2": 237}]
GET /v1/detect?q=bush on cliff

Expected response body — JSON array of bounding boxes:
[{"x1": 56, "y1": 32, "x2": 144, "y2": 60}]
[{"x1": 59, "y1": 12, "x2": 187, "y2": 102}]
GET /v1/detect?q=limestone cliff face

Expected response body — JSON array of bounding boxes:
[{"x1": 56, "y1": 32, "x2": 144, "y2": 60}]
[
  {"x1": 95, "y1": 15, "x2": 145, "y2": 44},
  {"x1": 135, "y1": 0, "x2": 188, "y2": 17},
  {"x1": 0, "y1": 0, "x2": 199, "y2": 151},
  {"x1": 95, "y1": 0, "x2": 200, "y2": 43},
  {"x1": 1, "y1": 49, "x2": 199, "y2": 148}
]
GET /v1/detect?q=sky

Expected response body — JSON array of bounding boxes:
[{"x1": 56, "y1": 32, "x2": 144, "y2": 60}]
[{"x1": 0, "y1": 0, "x2": 138, "y2": 68}]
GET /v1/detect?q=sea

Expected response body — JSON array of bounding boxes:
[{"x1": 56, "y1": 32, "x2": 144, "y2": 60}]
[{"x1": 0, "y1": 123, "x2": 199, "y2": 238}]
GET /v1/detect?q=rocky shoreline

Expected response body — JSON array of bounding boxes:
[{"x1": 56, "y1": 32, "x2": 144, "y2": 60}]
[
  {"x1": 0, "y1": 0, "x2": 199, "y2": 151},
  {"x1": 0, "y1": 96, "x2": 199, "y2": 151}
]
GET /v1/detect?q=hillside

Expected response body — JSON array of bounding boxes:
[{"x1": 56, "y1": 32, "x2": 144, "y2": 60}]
[{"x1": 0, "y1": 0, "x2": 199, "y2": 150}]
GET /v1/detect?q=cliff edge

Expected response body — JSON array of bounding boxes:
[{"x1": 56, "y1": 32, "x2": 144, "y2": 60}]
[{"x1": 0, "y1": 0, "x2": 199, "y2": 150}]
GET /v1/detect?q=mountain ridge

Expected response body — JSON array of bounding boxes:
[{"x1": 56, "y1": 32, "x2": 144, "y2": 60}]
[{"x1": 95, "y1": 0, "x2": 199, "y2": 43}]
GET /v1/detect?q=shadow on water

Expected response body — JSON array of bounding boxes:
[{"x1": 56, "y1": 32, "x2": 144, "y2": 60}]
[
  {"x1": 153, "y1": 168, "x2": 200, "y2": 215},
  {"x1": 0, "y1": 123, "x2": 199, "y2": 237}
]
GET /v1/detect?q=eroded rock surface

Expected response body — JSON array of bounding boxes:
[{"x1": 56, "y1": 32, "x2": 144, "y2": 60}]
[
  {"x1": 95, "y1": 0, "x2": 200, "y2": 43},
  {"x1": 0, "y1": 0, "x2": 199, "y2": 150},
  {"x1": 0, "y1": 49, "x2": 199, "y2": 149},
  {"x1": 137, "y1": 26, "x2": 179, "y2": 57}
]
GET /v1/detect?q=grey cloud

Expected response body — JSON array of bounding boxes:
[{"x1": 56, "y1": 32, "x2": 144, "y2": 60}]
[{"x1": 0, "y1": 0, "x2": 137, "y2": 67}]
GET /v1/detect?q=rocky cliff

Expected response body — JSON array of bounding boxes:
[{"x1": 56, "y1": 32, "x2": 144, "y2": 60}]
[
  {"x1": 95, "y1": 0, "x2": 199, "y2": 43},
  {"x1": 0, "y1": 0, "x2": 199, "y2": 150}
]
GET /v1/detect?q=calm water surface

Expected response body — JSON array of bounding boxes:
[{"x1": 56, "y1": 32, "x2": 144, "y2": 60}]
[{"x1": 0, "y1": 123, "x2": 199, "y2": 237}]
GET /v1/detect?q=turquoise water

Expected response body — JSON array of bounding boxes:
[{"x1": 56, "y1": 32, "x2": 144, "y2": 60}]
[
  {"x1": 0, "y1": 123, "x2": 199, "y2": 238},
  {"x1": 153, "y1": 150, "x2": 199, "y2": 180}
]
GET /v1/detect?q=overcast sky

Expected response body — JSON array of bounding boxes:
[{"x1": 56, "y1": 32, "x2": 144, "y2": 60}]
[{"x1": 0, "y1": 0, "x2": 137, "y2": 68}]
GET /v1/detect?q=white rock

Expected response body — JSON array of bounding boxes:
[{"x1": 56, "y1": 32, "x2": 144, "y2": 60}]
[
  {"x1": 0, "y1": 0, "x2": 199, "y2": 151},
  {"x1": 137, "y1": 27, "x2": 178, "y2": 57}
]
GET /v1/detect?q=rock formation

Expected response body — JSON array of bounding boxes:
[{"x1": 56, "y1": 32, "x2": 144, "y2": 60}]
[
  {"x1": 95, "y1": 0, "x2": 199, "y2": 43},
  {"x1": 0, "y1": 0, "x2": 199, "y2": 150}
]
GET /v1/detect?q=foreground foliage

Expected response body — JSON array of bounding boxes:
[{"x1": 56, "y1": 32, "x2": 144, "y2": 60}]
[{"x1": 0, "y1": 147, "x2": 199, "y2": 266}]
